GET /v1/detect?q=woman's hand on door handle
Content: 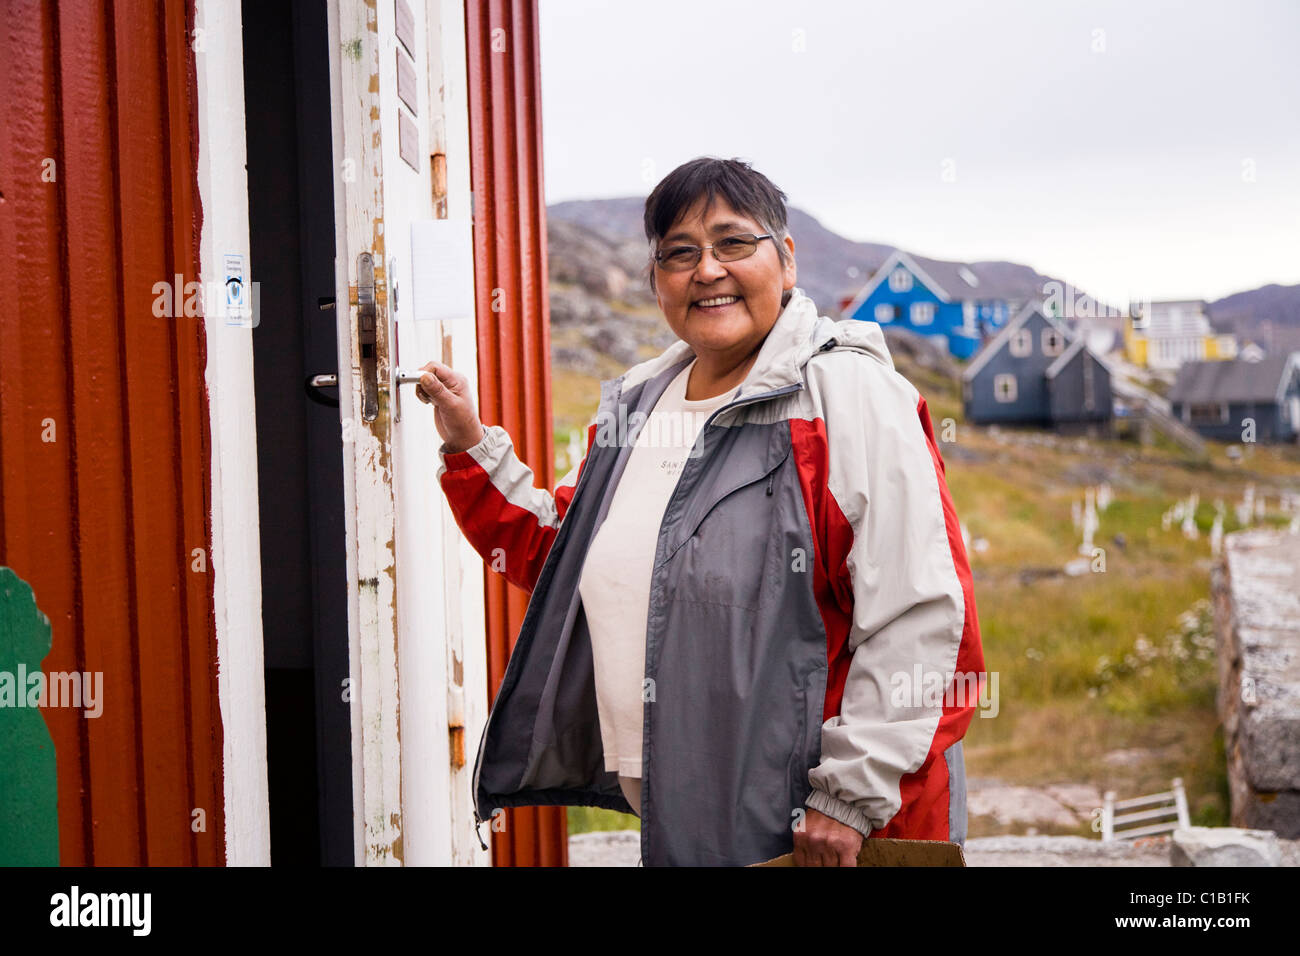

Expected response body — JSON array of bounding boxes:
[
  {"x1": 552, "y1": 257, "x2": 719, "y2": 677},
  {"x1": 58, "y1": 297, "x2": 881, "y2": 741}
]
[{"x1": 415, "y1": 360, "x2": 486, "y2": 453}]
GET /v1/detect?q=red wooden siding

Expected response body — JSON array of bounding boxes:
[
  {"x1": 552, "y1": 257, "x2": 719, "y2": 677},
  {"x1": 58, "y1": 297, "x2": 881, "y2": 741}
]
[
  {"x1": 463, "y1": 0, "x2": 568, "y2": 867},
  {"x1": 0, "y1": 0, "x2": 223, "y2": 865}
]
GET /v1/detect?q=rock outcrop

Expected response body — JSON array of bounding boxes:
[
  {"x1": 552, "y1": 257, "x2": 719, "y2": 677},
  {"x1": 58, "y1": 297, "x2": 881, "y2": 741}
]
[{"x1": 1212, "y1": 528, "x2": 1300, "y2": 837}]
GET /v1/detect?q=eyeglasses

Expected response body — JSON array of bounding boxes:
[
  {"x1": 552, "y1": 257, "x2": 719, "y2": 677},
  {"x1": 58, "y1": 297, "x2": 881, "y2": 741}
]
[{"x1": 653, "y1": 233, "x2": 774, "y2": 272}]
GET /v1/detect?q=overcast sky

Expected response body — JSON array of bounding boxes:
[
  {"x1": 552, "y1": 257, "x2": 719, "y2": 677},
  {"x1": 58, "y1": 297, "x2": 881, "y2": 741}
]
[{"x1": 538, "y1": 0, "x2": 1300, "y2": 306}]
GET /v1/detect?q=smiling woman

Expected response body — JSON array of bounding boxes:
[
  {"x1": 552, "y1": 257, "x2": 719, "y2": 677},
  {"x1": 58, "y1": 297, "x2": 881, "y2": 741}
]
[
  {"x1": 422, "y1": 156, "x2": 985, "y2": 866},
  {"x1": 644, "y1": 159, "x2": 798, "y2": 401}
]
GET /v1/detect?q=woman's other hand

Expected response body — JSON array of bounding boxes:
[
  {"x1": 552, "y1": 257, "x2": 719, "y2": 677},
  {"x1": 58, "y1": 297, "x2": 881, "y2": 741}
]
[
  {"x1": 415, "y1": 360, "x2": 486, "y2": 453},
  {"x1": 792, "y1": 807, "x2": 864, "y2": 866}
]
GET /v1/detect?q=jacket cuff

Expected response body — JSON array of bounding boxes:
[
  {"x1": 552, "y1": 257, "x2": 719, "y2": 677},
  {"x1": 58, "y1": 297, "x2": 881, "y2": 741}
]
[
  {"x1": 805, "y1": 787, "x2": 876, "y2": 839},
  {"x1": 436, "y1": 424, "x2": 504, "y2": 476}
]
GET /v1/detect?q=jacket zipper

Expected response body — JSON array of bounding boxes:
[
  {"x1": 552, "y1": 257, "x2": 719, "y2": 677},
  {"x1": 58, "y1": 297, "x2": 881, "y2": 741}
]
[
  {"x1": 468, "y1": 396, "x2": 610, "y2": 842},
  {"x1": 699, "y1": 380, "x2": 805, "y2": 434},
  {"x1": 640, "y1": 377, "x2": 805, "y2": 859}
]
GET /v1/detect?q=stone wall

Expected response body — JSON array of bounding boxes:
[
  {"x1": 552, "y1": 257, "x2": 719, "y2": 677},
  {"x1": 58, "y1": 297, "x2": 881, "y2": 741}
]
[{"x1": 1212, "y1": 528, "x2": 1300, "y2": 837}]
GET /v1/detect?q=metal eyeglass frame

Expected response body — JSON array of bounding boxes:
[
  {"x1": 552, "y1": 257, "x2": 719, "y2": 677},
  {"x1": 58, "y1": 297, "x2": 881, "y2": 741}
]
[{"x1": 653, "y1": 233, "x2": 775, "y2": 271}]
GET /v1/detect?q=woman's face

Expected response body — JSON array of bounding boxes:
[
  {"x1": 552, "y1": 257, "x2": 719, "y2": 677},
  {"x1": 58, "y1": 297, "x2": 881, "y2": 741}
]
[{"x1": 653, "y1": 195, "x2": 797, "y2": 365}]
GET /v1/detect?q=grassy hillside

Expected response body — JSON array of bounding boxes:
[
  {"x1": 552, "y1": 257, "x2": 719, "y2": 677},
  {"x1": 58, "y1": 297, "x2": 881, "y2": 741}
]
[{"x1": 550, "y1": 347, "x2": 1300, "y2": 839}]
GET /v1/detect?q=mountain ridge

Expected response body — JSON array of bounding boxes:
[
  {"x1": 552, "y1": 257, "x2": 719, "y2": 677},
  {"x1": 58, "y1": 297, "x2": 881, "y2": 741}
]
[{"x1": 546, "y1": 196, "x2": 1300, "y2": 351}]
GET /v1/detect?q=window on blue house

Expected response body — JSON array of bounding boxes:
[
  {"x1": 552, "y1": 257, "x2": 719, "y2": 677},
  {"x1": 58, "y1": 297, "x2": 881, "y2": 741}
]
[
  {"x1": 1042, "y1": 328, "x2": 1065, "y2": 356},
  {"x1": 1009, "y1": 328, "x2": 1032, "y2": 357},
  {"x1": 911, "y1": 302, "x2": 935, "y2": 325},
  {"x1": 1188, "y1": 402, "x2": 1229, "y2": 425},
  {"x1": 994, "y1": 374, "x2": 1018, "y2": 403},
  {"x1": 875, "y1": 303, "x2": 894, "y2": 323},
  {"x1": 889, "y1": 268, "x2": 913, "y2": 293}
]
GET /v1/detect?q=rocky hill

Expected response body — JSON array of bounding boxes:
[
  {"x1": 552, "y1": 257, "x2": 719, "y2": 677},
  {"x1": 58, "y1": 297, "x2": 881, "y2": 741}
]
[{"x1": 1210, "y1": 283, "x2": 1300, "y2": 353}]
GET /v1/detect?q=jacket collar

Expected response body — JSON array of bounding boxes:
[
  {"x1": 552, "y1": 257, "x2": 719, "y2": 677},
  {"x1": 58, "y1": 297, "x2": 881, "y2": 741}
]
[{"x1": 605, "y1": 287, "x2": 895, "y2": 403}]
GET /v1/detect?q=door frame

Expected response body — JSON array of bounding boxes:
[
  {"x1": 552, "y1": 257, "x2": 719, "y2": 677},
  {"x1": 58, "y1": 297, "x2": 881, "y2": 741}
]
[
  {"x1": 196, "y1": 0, "x2": 491, "y2": 866},
  {"x1": 194, "y1": 0, "x2": 271, "y2": 866}
]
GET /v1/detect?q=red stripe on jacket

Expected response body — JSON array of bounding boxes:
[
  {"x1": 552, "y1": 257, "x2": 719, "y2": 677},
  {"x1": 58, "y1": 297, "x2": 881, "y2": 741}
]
[
  {"x1": 789, "y1": 395, "x2": 985, "y2": 841},
  {"x1": 892, "y1": 395, "x2": 985, "y2": 840},
  {"x1": 438, "y1": 422, "x2": 594, "y2": 593}
]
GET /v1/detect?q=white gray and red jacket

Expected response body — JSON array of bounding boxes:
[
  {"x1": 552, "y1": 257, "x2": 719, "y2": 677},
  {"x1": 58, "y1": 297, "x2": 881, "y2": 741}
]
[{"x1": 437, "y1": 287, "x2": 986, "y2": 866}]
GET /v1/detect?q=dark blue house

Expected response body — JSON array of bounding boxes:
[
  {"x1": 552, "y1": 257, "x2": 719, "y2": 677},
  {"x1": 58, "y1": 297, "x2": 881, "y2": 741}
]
[
  {"x1": 841, "y1": 250, "x2": 1024, "y2": 359},
  {"x1": 962, "y1": 303, "x2": 1114, "y2": 429},
  {"x1": 1168, "y1": 352, "x2": 1300, "y2": 442}
]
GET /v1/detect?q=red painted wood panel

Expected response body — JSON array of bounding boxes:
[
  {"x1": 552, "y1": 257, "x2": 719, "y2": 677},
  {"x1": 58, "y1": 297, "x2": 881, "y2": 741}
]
[
  {"x1": 0, "y1": 0, "x2": 223, "y2": 865},
  {"x1": 464, "y1": 0, "x2": 567, "y2": 867}
]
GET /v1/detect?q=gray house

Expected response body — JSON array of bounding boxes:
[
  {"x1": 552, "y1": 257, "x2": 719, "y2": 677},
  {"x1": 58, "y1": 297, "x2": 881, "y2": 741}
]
[
  {"x1": 962, "y1": 303, "x2": 1114, "y2": 431},
  {"x1": 1168, "y1": 352, "x2": 1300, "y2": 442}
]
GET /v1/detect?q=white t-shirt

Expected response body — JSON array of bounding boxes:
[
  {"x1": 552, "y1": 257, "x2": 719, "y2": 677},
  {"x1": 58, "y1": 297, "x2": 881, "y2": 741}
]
[{"x1": 577, "y1": 359, "x2": 738, "y2": 816}]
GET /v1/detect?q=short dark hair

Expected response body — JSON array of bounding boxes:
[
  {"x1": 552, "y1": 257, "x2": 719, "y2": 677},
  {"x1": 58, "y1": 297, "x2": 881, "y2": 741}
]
[{"x1": 643, "y1": 156, "x2": 791, "y2": 295}]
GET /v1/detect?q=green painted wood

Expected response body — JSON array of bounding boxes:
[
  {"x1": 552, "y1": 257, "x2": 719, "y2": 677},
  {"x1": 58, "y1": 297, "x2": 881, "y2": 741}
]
[{"x1": 0, "y1": 567, "x2": 59, "y2": 865}]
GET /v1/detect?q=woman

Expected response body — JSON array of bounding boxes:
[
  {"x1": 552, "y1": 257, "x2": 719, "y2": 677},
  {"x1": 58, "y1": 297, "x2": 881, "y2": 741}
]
[{"x1": 417, "y1": 157, "x2": 985, "y2": 867}]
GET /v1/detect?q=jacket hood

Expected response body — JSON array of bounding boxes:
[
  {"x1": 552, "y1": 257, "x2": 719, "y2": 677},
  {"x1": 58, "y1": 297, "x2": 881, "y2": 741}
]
[{"x1": 608, "y1": 286, "x2": 895, "y2": 402}]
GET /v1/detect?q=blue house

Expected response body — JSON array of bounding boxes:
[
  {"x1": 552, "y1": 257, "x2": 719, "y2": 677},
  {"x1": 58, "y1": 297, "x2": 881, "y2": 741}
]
[
  {"x1": 841, "y1": 250, "x2": 1023, "y2": 359},
  {"x1": 962, "y1": 303, "x2": 1114, "y2": 431}
]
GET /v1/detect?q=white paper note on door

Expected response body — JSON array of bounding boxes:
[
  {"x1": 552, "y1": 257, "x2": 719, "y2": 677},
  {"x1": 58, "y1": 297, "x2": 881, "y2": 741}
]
[{"x1": 409, "y1": 219, "x2": 475, "y2": 324}]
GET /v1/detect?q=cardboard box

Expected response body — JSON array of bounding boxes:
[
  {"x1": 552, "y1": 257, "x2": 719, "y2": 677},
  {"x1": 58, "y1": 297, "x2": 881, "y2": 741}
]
[{"x1": 750, "y1": 838, "x2": 966, "y2": 867}]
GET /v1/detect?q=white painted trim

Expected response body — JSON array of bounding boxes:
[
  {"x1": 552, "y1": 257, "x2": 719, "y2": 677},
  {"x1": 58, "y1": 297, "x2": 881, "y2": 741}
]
[
  {"x1": 888, "y1": 267, "x2": 913, "y2": 293},
  {"x1": 963, "y1": 301, "x2": 1073, "y2": 381},
  {"x1": 893, "y1": 252, "x2": 954, "y2": 303},
  {"x1": 1044, "y1": 335, "x2": 1087, "y2": 379},
  {"x1": 841, "y1": 249, "x2": 953, "y2": 318},
  {"x1": 194, "y1": 0, "x2": 271, "y2": 866},
  {"x1": 993, "y1": 373, "x2": 1018, "y2": 402},
  {"x1": 427, "y1": 0, "x2": 491, "y2": 867},
  {"x1": 325, "y1": 0, "x2": 365, "y2": 867},
  {"x1": 331, "y1": 0, "x2": 404, "y2": 867},
  {"x1": 386, "y1": 0, "x2": 445, "y2": 867},
  {"x1": 1042, "y1": 327, "x2": 1065, "y2": 357},
  {"x1": 1275, "y1": 351, "x2": 1300, "y2": 406},
  {"x1": 841, "y1": 250, "x2": 904, "y2": 317},
  {"x1": 1009, "y1": 328, "x2": 1032, "y2": 358}
]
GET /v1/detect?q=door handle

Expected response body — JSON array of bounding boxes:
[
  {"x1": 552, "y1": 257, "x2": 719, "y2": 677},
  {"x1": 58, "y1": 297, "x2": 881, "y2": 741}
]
[
  {"x1": 390, "y1": 367, "x2": 431, "y2": 424},
  {"x1": 305, "y1": 373, "x2": 340, "y2": 408}
]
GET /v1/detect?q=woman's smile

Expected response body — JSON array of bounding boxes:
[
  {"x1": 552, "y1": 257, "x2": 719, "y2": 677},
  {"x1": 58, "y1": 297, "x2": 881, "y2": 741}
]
[{"x1": 694, "y1": 294, "x2": 743, "y2": 312}]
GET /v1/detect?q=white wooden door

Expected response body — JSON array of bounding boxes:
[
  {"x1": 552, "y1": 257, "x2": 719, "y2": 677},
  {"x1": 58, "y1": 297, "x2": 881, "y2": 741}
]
[{"x1": 327, "y1": 0, "x2": 489, "y2": 866}]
